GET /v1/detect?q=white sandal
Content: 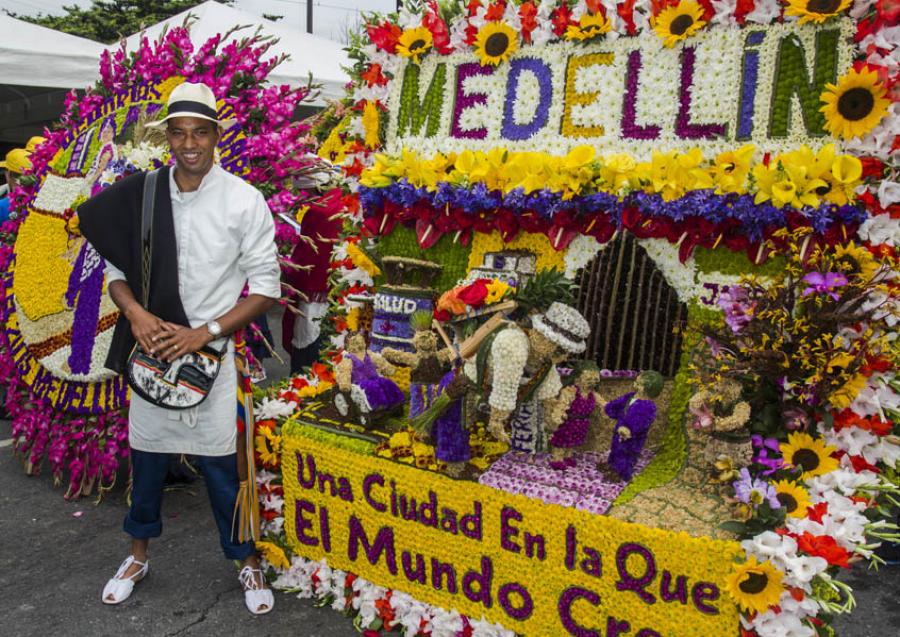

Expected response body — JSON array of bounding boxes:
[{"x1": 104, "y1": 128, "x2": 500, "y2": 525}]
[
  {"x1": 102, "y1": 556, "x2": 148, "y2": 605},
  {"x1": 239, "y1": 565, "x2": 274, "y2": 615}
]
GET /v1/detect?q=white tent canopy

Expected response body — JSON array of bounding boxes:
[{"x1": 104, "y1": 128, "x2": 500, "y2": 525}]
[
  {"x1": 0, "y1": 14, "x2": 106, "y2": 89},
  {"x1": 114, "y1": 1, "x2": 350, "y2": 106}
]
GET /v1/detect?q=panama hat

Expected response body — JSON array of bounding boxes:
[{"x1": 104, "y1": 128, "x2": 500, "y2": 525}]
[
  {"x1": 148, "y1": 81, "x2": 236, "y2": 130},
  {"x1": 531, "y1": 302, "x2": 591, "y2": 354},
  {"x1": 0, "y1": 147, "x2": 33, "y2": 173}
]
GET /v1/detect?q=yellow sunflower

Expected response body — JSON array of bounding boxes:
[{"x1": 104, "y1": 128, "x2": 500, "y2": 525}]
[
  {"x1": 832, "y1": 242, "x2": 881, "y2": 281},
  {"x1": 785, "y1": 0, "x2": 852, "y2": 24},
  {"x1": 780, "y1": 432, "x2": 839, "y2": 480},
  {"x1": 820, "y1": 68, "x2": 890, "y2": 140},
  {"x1": 256, "y1": 540, "x2": 291, "y2": 569},
  {"x1": 474, "y1": 21, "x2": 519, "y2": 67},
  {"x1": 255, "y1": 425, "x2": 282, "y2": 468},
  {"x1": 565, "y1": 12, "x2": 612, "y2": 41},
  {"x1": 773, "y1": 480, "x2": 812, "y2": 518},
  {"x1": 395, "y1": 26, "x2": 433, "y2": 63},
  {"x1": 652, "y1": 1, "x2": 707, "y2": 48},
  {"x1": 725, "y1": 556, "x2": 785, "y2": 613}
]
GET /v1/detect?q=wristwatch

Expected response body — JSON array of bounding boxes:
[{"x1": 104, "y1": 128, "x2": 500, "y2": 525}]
[{"x1": 206, "y1": 320, "x2": 223, "y2": 338}]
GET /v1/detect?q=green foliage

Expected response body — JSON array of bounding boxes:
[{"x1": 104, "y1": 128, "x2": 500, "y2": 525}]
[
  {"x1": 410, "y1": 310, "x2": 433, "y2": 331},
  {"x1": 9, "y1": 1, "x2": 230, "y2": 44},
  {"x1": 376, "y1": 225, "x2": 470, "y2": 291},
  {"x1": 693, "y1": 246, "x2": 786, "y2": 277},
  {"x1": 514, "y1": 269, "x2": 575, "y2": 315}
]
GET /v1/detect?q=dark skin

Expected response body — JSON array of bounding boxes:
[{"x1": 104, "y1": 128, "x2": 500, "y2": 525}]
[{"x1": 105, "y1": 116, "x2": 274, "y2": 605}]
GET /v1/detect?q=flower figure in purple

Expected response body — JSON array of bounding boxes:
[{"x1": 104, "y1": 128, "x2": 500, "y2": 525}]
[{"x1": 605, "y1": 370, "x2": 664, "y2": 481}]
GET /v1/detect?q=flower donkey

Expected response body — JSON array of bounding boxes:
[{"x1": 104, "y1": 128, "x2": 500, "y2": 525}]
[
  {"x1": 333, "y1": 331, "x2": 405, "y2": 427},
  {"x1": 604, "y1": 370, "x2": 664, "y2": 481}
]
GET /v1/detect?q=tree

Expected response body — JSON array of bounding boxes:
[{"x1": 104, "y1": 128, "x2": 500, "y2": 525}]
[{"x1": 8, "y1": 1, "x2": 234, "y2": 44}]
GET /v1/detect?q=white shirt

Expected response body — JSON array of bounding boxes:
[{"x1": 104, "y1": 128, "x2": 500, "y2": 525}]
[
  {"x1": 105, "y1": 164, "x2": 281, "y2": 455},
  {"x1": 292, "y1": 301, "x2": 328, "y2": 349}
]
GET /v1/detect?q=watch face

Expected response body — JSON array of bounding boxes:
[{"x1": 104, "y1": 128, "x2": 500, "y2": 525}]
[{"x1": 208, "y1": 321, "x2": 221, "y2": 336}]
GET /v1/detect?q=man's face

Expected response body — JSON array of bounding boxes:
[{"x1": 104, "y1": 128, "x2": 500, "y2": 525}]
[{"x1": 165, "y1": 116, "x2": 220, "y2": 177}]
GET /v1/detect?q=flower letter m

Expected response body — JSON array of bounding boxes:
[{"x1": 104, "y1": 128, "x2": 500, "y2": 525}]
[{"x1": 396, "y1": 62, "x2": 447, "y2": 138}]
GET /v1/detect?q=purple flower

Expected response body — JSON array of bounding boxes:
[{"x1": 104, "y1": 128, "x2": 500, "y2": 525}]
[
  {"x1": 717, "y1": 285, "x2": 754, "y2": 333},
  {"x1": 751, "y1": 435, "x2": 785, "y2": 475},
  {"x1": 782, "y1": 408, "x2": 810, "y2": 431},
  {"x1": 733, "y1": 468, "x2": 780, "y2": 509},
  {"x1": 801, "y1": 272, "x2": 848, "y2": 301}
]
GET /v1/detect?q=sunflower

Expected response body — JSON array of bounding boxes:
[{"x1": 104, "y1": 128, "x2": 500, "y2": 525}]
[
  {"x1": 565, "y1": 12, "x2": 612, "y2": 41},
  {"x1": 820, "y1": 68, "x2": 890, "y2": 140},
  {"x1": 255, "y1": 425, "x2": 282, "y2": 468},
  {"x1": 256, "y1": 540, "x2": 291, "y2": 569},
  {"x1": 773, "y1": 480, "x2": 812, "y2": 518},
  {"x1": 724, "y1": 556, "x2": 785, "y2": 613},
  {"x1": 395, "y1": 26, "x2": 433, "y2": 63},
  {"x1": 779, "y1": 432, "x2": 839, "y2": 480},
  {"x1": 785, "y1": 0, "x2": 852, "y2": 24},
  {"x1": 832, "y1": 242, "x2": 881, "y2": 281},
  {"x1": 474, "y1": 21, "x2": 519, "y2": 67},
  {"x1": 652, "y1": 1, "x2": 707, "y2": 48}
]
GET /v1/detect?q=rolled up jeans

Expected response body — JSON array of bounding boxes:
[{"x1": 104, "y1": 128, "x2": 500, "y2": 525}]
[{"x1": 124, "y1": 448, "x2": 255, "y2": 560}]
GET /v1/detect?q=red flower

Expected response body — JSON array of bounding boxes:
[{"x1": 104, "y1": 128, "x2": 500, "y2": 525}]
[
  {"x1": 551, "y1": 2, "x2": 574, "y2": 37},
  {"x1": 485, "y1": 1, "x2": 507, "y2": 21},
  {"x1": 360, "y1": 64, "x2": 388, "y2": 87},
  {"x1": 734, "y1": 0, "x2": 755, "y2": 23},
  {"x1": 796, "y1": 532, "x2": 851, "y2": 568},
  {"x1": 859, "y1": 157, "x2": 885, "y2": 180},
  {"x1": 433, "y1": 308, "x2": 452, "y2": 322},
  {"x1": 519, "y1": 2, "x2": 538, "y2": 41},
  {"x1": 424, "y1": 1, "x2": 454, "y2": 54},
  {"x1": 367, "y1": 21, "x2": 402, "y2": 53},
  {"x1": 457, "y1": 278, "x2": 491, "y2": 307},
  {"x1": 616, "y1": 0, "x2": 637, "y2": 35},
  {"x1": 805, "y1": 502, "x2": 829, "y2": 523},
  {"x1": 877, "y1": 0, "x2": 900, "y2": 24}
]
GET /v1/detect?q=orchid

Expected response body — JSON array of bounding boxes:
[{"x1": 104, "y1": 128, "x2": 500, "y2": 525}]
[{"x1": 801, "y1": 272, "x2": 848, "y2": 300}]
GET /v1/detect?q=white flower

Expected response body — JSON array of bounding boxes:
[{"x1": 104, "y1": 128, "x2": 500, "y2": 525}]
[
  {"x1": 430, "y1": 608, "x2": 465, "y2": 637},
  {"x1": 747, "y1": 607, "x2": 816, "y2": 637},
  {"x1": 470, "y1": 616, "x2": 517, "y2": 637},
  {"x1": 255, "y1": 396, "x2": 298, "y2": 420},
  {"x1": 710, "y1": 0, "x2": 739, "y2": 25},
  {"x1": 564, "y1": 234, "x2": 604, "y2": 278},
  {"x1": 745, "y1": 0, "x2": 782, "y2": 24},
  {"x1": 878, "y1": 180, "x2": 900, "y2": 208}
]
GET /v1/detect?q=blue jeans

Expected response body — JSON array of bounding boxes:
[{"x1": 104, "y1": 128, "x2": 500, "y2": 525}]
[{"x1": 124, "y1": 449, "x2": 256, "y2": 560}]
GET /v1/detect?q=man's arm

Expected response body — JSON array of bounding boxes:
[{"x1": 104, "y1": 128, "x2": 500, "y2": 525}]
[{"x1": 108, "y1": 279, "x2": 176, "y2": 355}]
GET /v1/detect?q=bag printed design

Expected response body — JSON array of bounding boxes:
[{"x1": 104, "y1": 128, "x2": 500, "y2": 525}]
[{"x1": 127, "y1": 346, "x2": 222, "y2": 409}]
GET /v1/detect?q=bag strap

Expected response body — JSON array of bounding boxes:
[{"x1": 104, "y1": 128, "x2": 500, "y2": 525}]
[{"x1": 140, "y1": 169, "x2": 160, "y2": 309}]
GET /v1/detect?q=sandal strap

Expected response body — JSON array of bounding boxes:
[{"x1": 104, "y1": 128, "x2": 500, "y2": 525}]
[
  {"x1": 113, "y1": 555, "x2": 147, "y2": 582},
  {"x1": 239, "y1": 565, "x2": 265, "y2": 591}
]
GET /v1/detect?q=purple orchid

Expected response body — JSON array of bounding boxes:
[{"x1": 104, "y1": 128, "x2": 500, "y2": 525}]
[
  {"x1": 717, "y1": 285, "x2": 755, "y2": 334},
  {"x1": 751, "y1": 434, "x2": 785, "y2": 475},
  {"x1": 801, "y1": 272, "x2": 848, "y2": 301},
  {"x1": 733, "y1": 467, "x2": 781, "y2": 509}
]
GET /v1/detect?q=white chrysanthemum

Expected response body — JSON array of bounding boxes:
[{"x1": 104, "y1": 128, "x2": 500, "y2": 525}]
[{"x1": 564, "y1": 234, "x2": 604, "y2": 278}]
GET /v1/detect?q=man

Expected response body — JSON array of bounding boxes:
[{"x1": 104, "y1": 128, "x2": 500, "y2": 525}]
[{"x1": 78, "y1": 82, "x2": 280, "y2": 615}]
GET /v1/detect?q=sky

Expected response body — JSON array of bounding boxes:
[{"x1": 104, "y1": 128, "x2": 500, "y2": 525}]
[{"x1": 0, "y1": 0, "x2": 397, "y2": 42}]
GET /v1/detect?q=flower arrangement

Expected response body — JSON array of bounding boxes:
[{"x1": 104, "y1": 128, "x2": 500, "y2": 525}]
[
  {"x1": 694, "y1": 229, "x2": 900, "y2": 636},
  {"x1": 434, "y1": 278, "x2": 515, "y2": 321},
  {"x1": 1, "y1": 24, "x2": 328, "y2": 498}
]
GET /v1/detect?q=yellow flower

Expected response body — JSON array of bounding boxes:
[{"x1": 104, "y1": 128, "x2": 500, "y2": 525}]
[
  {"x1": 361, "y1": 100, "x2": 381, "y2": 149},
  {"x1": 710, "y1": 144, "x2": 755, "y2": 195},
  {"x1": 504, "y1": 152, "x2": 548, "y2": 194},
  {"x1": 780, "y1": 432, "x2": 839, "y2": 480},
  {"x1": 652, "y1": 1, "x2": 707, "y2": 48},
  {"x1": 346, "y1": 306, "x2": 361, "y2": 332},
  {"x1": 724, "y1": 556, "x2": 785, "y2": 613},
  {"x1": 256, "y1": 540, "x2": 291, "y2": 569},
  {"x1": 474, "y1": 22, "x2": 518, "y2": 67},
  {"x1": 360, "y1": 153, "x2": 396, "y2": 188},
  {"x1": 346, "y1": 242, "x2": 381, "y2": 277},
  {"x1": 318, "y1": 117, "x2": 349, "y2": 163},
  {"x1": 773, "y1": 480, "x2": 811, "y2": 518},
  {"x1": 255, "y1": 425, "x2": 282, "y2": 468},
  {"x1": 832, "y1": 242, "x2": 880, "y2": 281},
  {"x1": 598, "y1": 154, "x2": 637, "y2": 193},
  {"x1": 484, "y1": 279, "x2": 513, "y2": 304},
  {"x1": 820, "y1": 68, "x2": 890, "y2": 140},
  {"x1": 785, "y1": 0, "x2": 852, "y2": 24},
  {"x1": 395, "y1": 26, "x2": 433, "y2": 63},
  {"x1": 829, "y1": 372, "x2": 869, "y2": 410},
  {"x1": 294, "y1": 204, "x2": 310, "y2": 225},
  {"x1": 564, "y1": 12, "x2": 612, "y2": 41}
]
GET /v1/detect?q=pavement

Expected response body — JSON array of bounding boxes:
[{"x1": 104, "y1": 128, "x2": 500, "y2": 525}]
[{"x1": 0, "y1": 308, "x2": 896, "y2": 636}]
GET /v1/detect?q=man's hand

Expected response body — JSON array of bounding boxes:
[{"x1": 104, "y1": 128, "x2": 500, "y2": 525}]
[
  {"x1": 127, "y1": 306, "x2": 175, "y2": 354},
  {"x1": 154, "y1": 325, "x2": 213, "y2": 362}
]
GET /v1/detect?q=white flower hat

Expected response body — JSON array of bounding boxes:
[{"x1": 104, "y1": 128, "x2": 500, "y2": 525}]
[{"x1": 531, "y1": 302, "x2": 591, "y2": 354}]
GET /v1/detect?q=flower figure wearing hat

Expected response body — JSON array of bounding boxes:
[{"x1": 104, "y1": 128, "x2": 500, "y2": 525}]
[
  {"x1": 465, "y1": 301, "x2": 591, "y2": 454},
  {"x1": 604, "y1": 370, "x2": 664, "y2": 481}
]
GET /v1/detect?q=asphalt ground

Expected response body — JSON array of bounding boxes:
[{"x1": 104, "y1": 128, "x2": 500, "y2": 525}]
[{"x1": 0, "y1": 309, "x2": 896, "y2": 636}]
